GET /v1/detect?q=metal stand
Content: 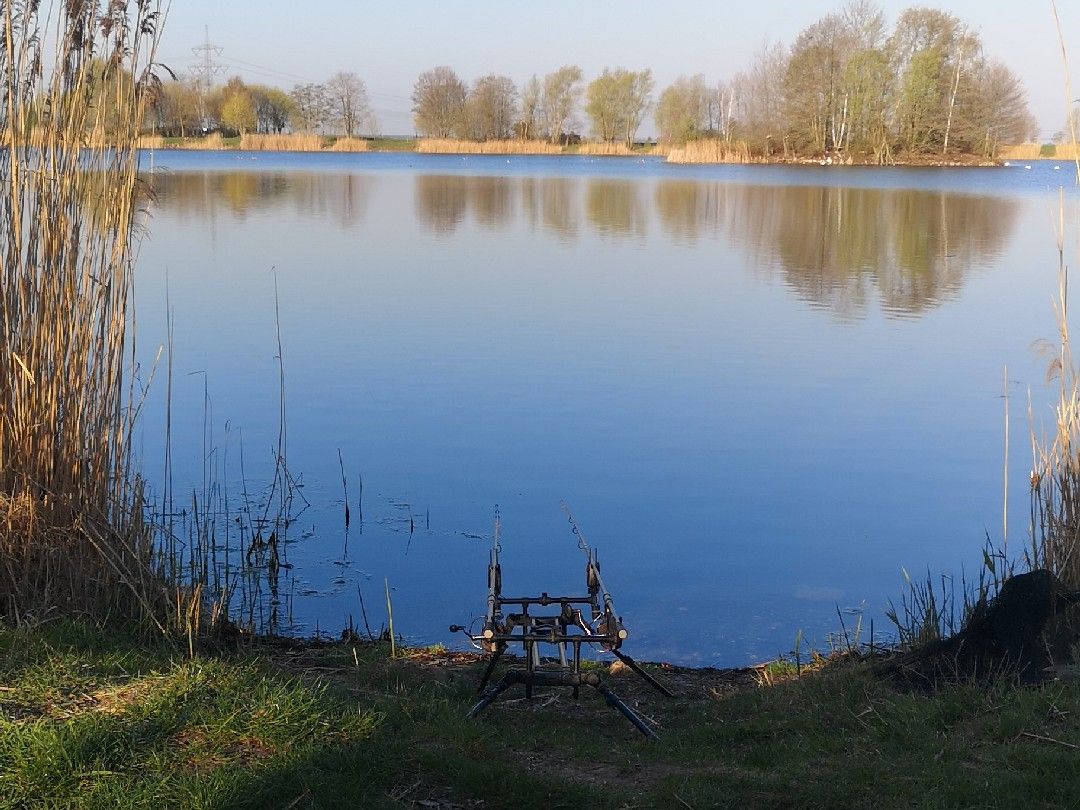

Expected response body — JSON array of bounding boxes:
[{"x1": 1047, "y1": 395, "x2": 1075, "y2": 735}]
[{"x1": 451, "y1": 508, "x2": 671, "y2": 739}]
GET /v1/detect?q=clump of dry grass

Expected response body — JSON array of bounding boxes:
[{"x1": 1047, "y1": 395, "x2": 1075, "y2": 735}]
[
  {"x1": 327, "y1": 137, "x2": 371, "y2": 152},
  {"x1": 666, "y1": 139, "x2": 752, "y2": 164},
  {"x1": 0, "y1": 0, "x2": 172, "y2": 625},
  {"x1": 137, "y1": 135, "x2": 167, "y2": 149},
  {"x1": 239, "y1": 133, "x2": 324, "y2": 152},
  {"x1": 416, "y1": 138, "x2": 564, "y2": 155}
]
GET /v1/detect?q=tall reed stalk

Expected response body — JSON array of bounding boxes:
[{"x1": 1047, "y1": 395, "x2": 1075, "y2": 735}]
[
  {"x1": 0, "y1": 0, "x2": 169, "y2": 624},
  {"x1": 1029, "y1": 198, "x2": 1080, "y2": 589},
  {"x1": 1029, "y1": 5, "x2": 1080, "y2": 591}
]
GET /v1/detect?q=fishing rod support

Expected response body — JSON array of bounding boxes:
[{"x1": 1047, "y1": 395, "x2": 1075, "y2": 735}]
[{"x1": 451, "y1": 511, "x2": 670, "y2": 738}]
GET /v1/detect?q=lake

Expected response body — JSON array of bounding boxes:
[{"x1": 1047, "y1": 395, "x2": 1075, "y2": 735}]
[{"x1": 134, "y1": 151, "x2": 1077, "y2": 666}]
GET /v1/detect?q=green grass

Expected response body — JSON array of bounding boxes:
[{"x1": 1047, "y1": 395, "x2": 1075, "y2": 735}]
[{"x1": 3, "y1": 621, "x2": 1080, "y2": 808}]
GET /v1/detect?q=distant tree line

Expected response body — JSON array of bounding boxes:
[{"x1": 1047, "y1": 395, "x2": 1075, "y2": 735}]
[
  {"x1": 146, "y1": 71, "x2": 376, "y2": 138},
  {"x1": 408, "y1": 2, "x2": 1034, "y2": 159},
  {"x1": 145, "y1": 2, "x2": 1034, "y2": 158}
]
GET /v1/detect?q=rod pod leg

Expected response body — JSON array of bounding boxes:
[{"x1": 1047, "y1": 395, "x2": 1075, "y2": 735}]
[
  {"x1": 592, "y1": 683, "x2": 659, "y2": 740},
  {"x1": 612, "y1": 650, "x2": 673, "y2": 697},
  {"x1": 467, "y1": 674, "x2": 515, "y2": 719},
  {"x1": 476, "y1": 643, "x2": 505, "y2": 694}
]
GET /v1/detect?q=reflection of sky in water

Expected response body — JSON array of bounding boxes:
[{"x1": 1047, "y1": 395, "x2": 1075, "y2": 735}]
[{"x1": 134, "y1": 153, "x2": 1074, "y2": 665}]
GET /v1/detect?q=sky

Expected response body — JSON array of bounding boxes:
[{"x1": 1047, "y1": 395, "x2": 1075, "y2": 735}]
[{"x1": 156, "y1": 1, "x2": 1079, "y2": 139}]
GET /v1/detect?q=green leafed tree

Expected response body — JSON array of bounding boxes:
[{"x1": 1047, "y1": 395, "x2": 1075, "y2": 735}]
[
  {"x1": 655, "y1": 75, "x2": 708, "y2": 146},
  {"x1": 220, "y1": 91, "x2": 256, "y2": 135},
  {"x1": 586, "y1": 68, "x2": 653, "y2": 146}
]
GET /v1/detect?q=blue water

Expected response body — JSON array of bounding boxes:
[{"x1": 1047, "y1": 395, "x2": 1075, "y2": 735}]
[{"x1": 133, "y1": 150, "x2": 1079, "y2": 665}]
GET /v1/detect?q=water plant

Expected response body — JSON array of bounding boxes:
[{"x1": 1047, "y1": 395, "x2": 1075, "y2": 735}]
[{"x1": 0, "y1": 0, "x2": 169, "y2": 625}]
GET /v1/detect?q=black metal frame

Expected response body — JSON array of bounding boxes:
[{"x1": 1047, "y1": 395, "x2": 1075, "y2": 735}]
[{"x1": 450, "y1": 509, "x2": 671, "y2": 739}]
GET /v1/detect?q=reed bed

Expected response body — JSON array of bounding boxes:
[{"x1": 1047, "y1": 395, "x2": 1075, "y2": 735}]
[
  {"x1": 666, "y1": 139, "x2": 753, "y2": 164},
  {"x1": 575, "y1": 142, "x2": 639, "y2": 156},
  {"x1": 327, "y1": 137, "x2": 371, "y2": 152},
  {"x1": 182, "y1": 132, "x2": 227, "y2": 150},
  {"x1": 137, "y1": 135, "x2": 167, "y2": 150},
  {"x1": 416, "y1": 138, "x2": 564, "y2": 155},
  {"x1": 998, "y1": 142, "x2": 1044, "y2": 160},
  {"x1": 1046, "y1": 143, "x2": 1080, "y2": 160},
  {"x1": 0, "y1": 0, "x2": 172, "y2": 625},
  {"x1": 1030, "y1": 203, "x2": 1080, "y2": 589},
  {"x1": 239, "y1": 133, "x2": 324, "y2": 152}
]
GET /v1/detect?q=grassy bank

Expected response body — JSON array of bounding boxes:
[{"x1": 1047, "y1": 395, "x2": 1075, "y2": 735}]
[{"x1": 4, "y1": 620, "x2": 1080, "y2": 809}]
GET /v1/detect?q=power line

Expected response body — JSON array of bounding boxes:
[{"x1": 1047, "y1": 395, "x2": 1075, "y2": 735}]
[{"x1": 190, "y1": 26, "x2": 225, "y2": 93}]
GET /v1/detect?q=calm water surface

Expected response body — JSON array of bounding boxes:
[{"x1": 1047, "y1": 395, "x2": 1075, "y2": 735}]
[{"x1": 134, "y1": 151, "x2": 1078, "y2": 665}]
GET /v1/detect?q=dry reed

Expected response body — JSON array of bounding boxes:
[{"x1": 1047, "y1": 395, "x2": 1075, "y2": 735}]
[
  {"x1": 175, "y1": 132, "x2": 227, "y2": 150},
  {"x1": 997, "y1": 142, "x2": 1043, "y2": 160},
  {"x1": 137, "y1": 135, "x2": 167, "y2": 150},
  {"x1": 0, "y1": 0, "x2": 172, "y2": 625},
  {"x1": 666, "y1": 139, "x2": 753, "y2": 164},
  {"x1": 239, "y1": 133, "x2": 324, "y2": 152},
  {"x1": 1029, "y1": 7, "x2": 1080, "y2": 590},
  {"x1": 575, "y1": 142, "x2": 639, "y2": 156},
  {"x1": 327, "y1": 137, "x2": 371, "y2": 152},
  {"x1": 416, "y1": 138, "x2": 564, "y2": 155}
]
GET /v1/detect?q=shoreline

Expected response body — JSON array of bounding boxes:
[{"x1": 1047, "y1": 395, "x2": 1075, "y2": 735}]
[
  {"x1": 5, "y1": 617, "x2": 1080, "y2": 807},
  {"x1": 138, "y1": 136, "x2": 1007, "y2": 167}
]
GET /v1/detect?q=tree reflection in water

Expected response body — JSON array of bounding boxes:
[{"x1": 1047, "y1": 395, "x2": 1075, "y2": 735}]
[{"x1": 150, "y1": 168, "x2": 1018, "y2": 320}]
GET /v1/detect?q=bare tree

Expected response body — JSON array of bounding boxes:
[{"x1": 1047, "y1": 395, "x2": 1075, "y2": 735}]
[
  {"x1": 289, "y1": 83, "x2": 332, "y2": 133},
  {"x1": 540, "y1": 65, "x2": 583, "y2": 143},
  {"x1": 518, "y1": 75, "x2": 542, "y2": 139},
  {"x1": 412, "y1": 66, "x2": 467, "y2": 138},
  {"x1": 327, "y1": 71, "x2": 373, "y2": 138},
  {"x1": 466, "y1": 74, "x2": 518, "y2": 140},
  {"x1": 620, "y1": 69, "x2": 654, "y2": 147},
  {"x1": 966, "y1": 58, "x2": 1037, "y2": 157},
  {"x1": 731, "y1": 40, "x2": 788, "y2": 154}
]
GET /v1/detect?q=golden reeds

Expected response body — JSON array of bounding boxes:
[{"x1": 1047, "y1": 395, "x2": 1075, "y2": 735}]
[
  {"x1": 416, "y1": 138, "x2": 564, "y2": 155},
  {"x1": 184, "y1": 132, "x2": 226, "y2": 150},
  {"x1": 997, "y1": 143, "x2": 1044, "y2": 160},
  {"x1": 137, "y1": 135, "x2": 167, "y2": 150},
  {"x1": 575, "y1": 142, "x2": 638, "y2": 156},
  {"x1": 0, "y1": 0, "x2": 171, "y2": 624},
  {"x1": 666, "y1": 139, "x2": 753, "y2": 164},
  {"x1": 327, "y1": 137, "x2": 371, "y2": 152},
  {"x1": 239, "y1": 133, "x2": 324, "y2": 152},
  {"x1": 1029, "y1": 7, "x2": 1080, "y2": 590},
  {"x1": 1029, "y1": 195, "x2": 1080, "y2": 589}
]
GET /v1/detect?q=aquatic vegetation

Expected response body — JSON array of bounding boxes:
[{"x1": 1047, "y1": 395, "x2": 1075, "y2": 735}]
[{"x1": 0, "y1": 1, "x2": 170, "y2": 624}]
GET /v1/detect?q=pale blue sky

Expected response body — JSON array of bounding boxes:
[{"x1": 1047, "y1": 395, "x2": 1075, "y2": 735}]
[{"x1": 157, "y1": 1, "x2": 1077, "y2": 137}]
